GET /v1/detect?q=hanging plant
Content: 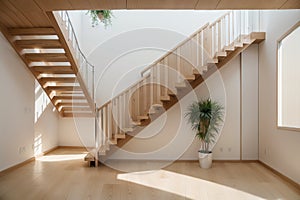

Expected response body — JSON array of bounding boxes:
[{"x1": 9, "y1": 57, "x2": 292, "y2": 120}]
[{"x1": 87, "y1": 10, "x2": 113, "y2": 27}]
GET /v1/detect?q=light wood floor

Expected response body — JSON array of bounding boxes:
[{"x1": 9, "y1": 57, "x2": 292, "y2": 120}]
[{"x1": 0, "y1": 148, "x2": 299, "y2": 200}]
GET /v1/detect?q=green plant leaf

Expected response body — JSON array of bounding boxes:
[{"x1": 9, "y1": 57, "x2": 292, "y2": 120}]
[{"x1": 185, "y1": 98, "x2": 224, "y2": 152}]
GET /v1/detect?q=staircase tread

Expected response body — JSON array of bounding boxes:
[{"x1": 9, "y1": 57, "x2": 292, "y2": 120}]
[
  {"x1": 39, "y1": 77, "x2": 77, "y2": 83},
  {"x1": 224, "y1": 45, "x2": 235, "y2": 51},
  {"x1": 234, "y1": 41, "x2": 243, "y2": 47},
  {"x1": 132, "y1": 121, "x2": 142, "y2": 126},
  {"x1": 123, "y1": 128, "x2": 134, "y2": 132},
  {"x1": 185, "y1": 75, "x2": 196, "y2": 81},
  {"x1": 152, "y1": 104, "x2": 163, "y2": 108},
  {"x1": 216, "y1": 51, "x2": 227, "y2": 57},
  {"x1": 115, "y1": 133, "x2": 126, "y2": 139},
  {"x1": 25, "y1": 53, "x2": 69, "y2": 62},
  {"x1": 15, "y1": 39, "x2": 62, "y2": 49},
  {"x1": 168, "y1": 91, "x2": 177, "y2": 96},
  {"x1": 175, "y1": 82, "x2": 186, "y2": 89},
  {"x1": 160, "y1": 95, "x2": 171, "y2": 101},
  {"x1": 193, "y1": 68, "x2": 200, "y2": 75},
  {"x1": 8, "y1": 27, "x2": 57, "y2": 35},
  {"x1": 137, "y1": 115, "x2": 149, "y2": 120},
  {"x1": 109, "y1": 138, "x2": 117, "y2": 145},
  {"x1": 207, "y1": 58, "x2": 218, "y2": 64}
]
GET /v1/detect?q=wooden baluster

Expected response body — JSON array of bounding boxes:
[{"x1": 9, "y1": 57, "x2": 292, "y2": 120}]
[
  {"x1": 114, "y1": 99, "x2": 118, "y2": 134},
  {"x1": 182, "y1": 42, "x2": 189, "y2": 78},
  {"x1": 232, "y1": 11, "x2": 235, "y2": 42},
  {"x1": 222, "y1": 18, "x2": 225, "y2": 49},
  {"x1": 164, "y1": 57, "x2": 168, "y2": 96},
  {"x1": 136, "y1": 83, "x2": 140, "y2": 117},
  {"x1": 227, "y1": 14, "x2": 230, "y2": 46},
  {"x1": 176, "y1": 48, "x2": 181, "y2": 82},
  {"x1": 99, "y1": 108, "x2": 103, "y2": 147},
  {"x1": 148, "y1": 77, "x2": 152, "y2": 113},
  {"x1": 150, "y1": 68, "x2": 154, "y2": 106},
  {"x1": 132, "y1": 87, "x2": 136, "y2": 122},
  {"x1": 108, "y1": 103, "x2": 112, "y2": 141},
  {"x1": 144, "y1": 79, "x2": 148, "y2": 114},
  {"x1": 130, "y1": 87, "x2": 136, "y2": 121},
  {"x1": 119, "y1": 95, "x2": 124, "y2": 134},
  {"x1": 156, "y1": 65, "x2": 161, "y2": 103},
  {"x1": 128, "y1": 88, "x2": 134, "y2": 123},
  {"x1": 167, "y1": 52, "x2": 176, "y2": 93},
  {"x1": 186, "y1": 39, "x2": 192, "y2": 75},
  {"x1": 243, "y1": 11, "x2": 245, "y2": 38},
  {"x1": 192, "y1": 36, "x2": 197, "y2": 72},
  {"x1": 120, "y1": 95, "x2": 123, "y2": 133},
  {"x1": 196, "y1": 33, "x2": 200, "y2": 69},
  {"x1": 211, "y1": 26, "x2": 214, "y2": 58},
  {"x1": 138, "y1": 82, "x2": 143, "y2": 116},
  {"x1": 105, "y1": 106, "x2": 108, "y2": 146},
  {"x1": 101, "y1": 106, "x2": 105, "y2": 147},
  {"x1": 239, "y1": 11, "x2": 241, "y2": 41},
  {"x1": 116, "y1": 97, "x2": 119, "y2": 134},
  {"x1": 123, "y1": 92, "x2": 128, "y2": 128},
  {"x1": 201, "y1": 30, "x2": 205, "y2": 67},
  {"x1": 207, "y1": 27, "x2": 213, "y2": 59},
  {"x1": 218, "y1": 21, "x2": 221, "y2": 52},
  {"x1": 214, "y1": 25, "x2": 217, "y2": 57},
  {"x1": 106, "y1": 105, "x2": 110, "y2": 144},
  {"x1": 111, "y1": 99, "x2": 115, "y2": 136},
  {"x1": 111, "y1": 100, "x2": 115, "y2": 137}
]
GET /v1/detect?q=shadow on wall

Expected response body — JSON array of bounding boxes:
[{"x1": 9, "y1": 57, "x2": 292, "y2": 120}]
[{"x1": 34, "y1": 80, "x2": 54, "y2": 123}]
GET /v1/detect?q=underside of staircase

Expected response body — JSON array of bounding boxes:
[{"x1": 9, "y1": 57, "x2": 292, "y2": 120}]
[{"x1": 0, "y1": 12, "x2": 95, "y2": 117}]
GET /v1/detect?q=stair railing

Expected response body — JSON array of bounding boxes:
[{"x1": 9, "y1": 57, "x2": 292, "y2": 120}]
[
  {"x1": 55, "y1": 11, "x2": 95, "y2": 101},
  {"x1": 141, "y1": 10, "x2": 260, "y2": 77},
  {"x1": 97, "y1": 74, "x2": 151, "y2": 149}
]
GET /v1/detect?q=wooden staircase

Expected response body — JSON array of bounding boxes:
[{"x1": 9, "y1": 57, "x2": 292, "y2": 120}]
[
  {"x1": 0, "y1": 11, "x2": 95, "y2": 117},
  {"x1": 95, "y1": 11, "x2": 265, "y2": 158}
]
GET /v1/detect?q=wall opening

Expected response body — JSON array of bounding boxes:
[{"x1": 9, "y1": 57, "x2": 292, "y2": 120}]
[{"x1": 277, "y1": 21, "x2": 300, "y2": 130}]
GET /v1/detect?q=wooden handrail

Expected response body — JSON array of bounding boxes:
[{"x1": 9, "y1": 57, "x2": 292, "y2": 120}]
[
  {"x1": 98, "y1": 74, "x2": 150, "y2": 110},
  {"x1": 140, "y1": 23, "x2": 210, "y2": 77},
  {"x1": 209, "y1": 12, "x2": 231, "y2": 28}
]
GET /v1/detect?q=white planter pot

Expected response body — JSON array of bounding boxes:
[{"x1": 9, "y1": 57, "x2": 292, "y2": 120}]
[{"x1": 198, "y1": 151, "x2": 212, "y2": 169}]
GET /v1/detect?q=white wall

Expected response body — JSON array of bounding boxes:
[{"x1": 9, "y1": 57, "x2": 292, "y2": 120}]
[
  {"x1": 258, "y1": 10, "x2": 300, "y2": 184},
  {"x1": 242, "y1": 45, "x2": 259, "y2": 160},
  {"x1": 34, "y1": 104, "x2": 59, "y2": 155},
  {"x1": 58, "y1": 117, "x2": 95, "y2": 147},
  {"x1": 0, "y1": 33, "x2": 35, "y2": 171},
  {"x1": 0, "y1": 33, "x2": 59, "y2": 171}
]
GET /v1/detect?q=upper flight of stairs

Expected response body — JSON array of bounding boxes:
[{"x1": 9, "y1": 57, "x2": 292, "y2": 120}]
[
  {"x1": 0, "y1": 11, "x2": 95, "y2": 117},
  {"x1": 95, "y1": 11, "x2": 265, "y2": 158}
]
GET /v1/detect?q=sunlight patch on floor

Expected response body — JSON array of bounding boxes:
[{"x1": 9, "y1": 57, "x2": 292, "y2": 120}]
[
  {"x1": 36, "y1": 154, "x2": 86, "y2": 162},
  {"x1": 118, "y1": 170, "x2": 266, "y2": 200}
]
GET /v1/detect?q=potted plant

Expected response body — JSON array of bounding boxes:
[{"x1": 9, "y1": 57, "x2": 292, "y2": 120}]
[
  {"x1": 87, "y1": 10, "x2": 113, "y2": 27},
  {"x1": 185, "y1": 98, "x2": 224, "y2": 168}
]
